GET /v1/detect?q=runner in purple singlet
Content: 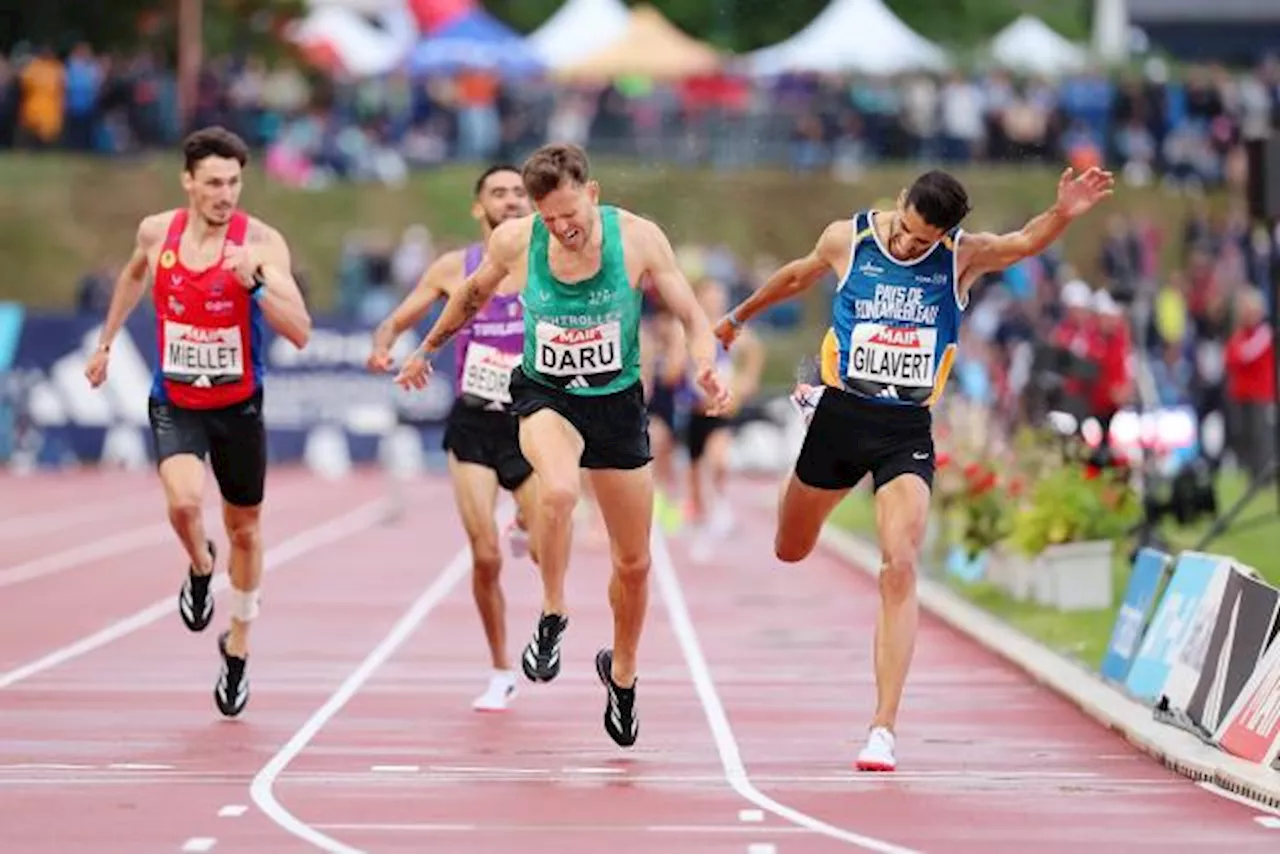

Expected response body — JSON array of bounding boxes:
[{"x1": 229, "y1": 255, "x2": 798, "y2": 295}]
[{"x1": 368, "y1": 164, "x2": 537, "y2": 712}]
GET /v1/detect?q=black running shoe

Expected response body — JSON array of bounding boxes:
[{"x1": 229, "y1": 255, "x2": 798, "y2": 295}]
[
  {"x1": 595, "y1": 648, "x2": 638, "y2": 748},
  {"x1": 214, "y1": 631, "x2": 249, "y2": 718},
  {"x1": 179, "y1": 540, "x2": 216, "y2": 633},
  {"x1": 521, "y1": 612, "x2": 568, "y2": 682}
]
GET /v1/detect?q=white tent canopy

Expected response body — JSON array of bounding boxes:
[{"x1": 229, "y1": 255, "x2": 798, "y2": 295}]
[
  {"x1": 527, "y1": 0, "x2": 631, "y2": 69},
  {"x1": 749, "y1": 0, "x2": 949, "y2": 76},
  {"x1": 990, "y1": 15, "x2": 1089, "y2": 75},
  {"x1": 287, "y1": 2, "x2": 419, "y2": 78}
]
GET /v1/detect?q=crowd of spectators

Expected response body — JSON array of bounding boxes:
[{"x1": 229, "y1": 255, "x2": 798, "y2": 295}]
[{"x1": 3, "y1": 42, "x2": 1278, "y2": 187}]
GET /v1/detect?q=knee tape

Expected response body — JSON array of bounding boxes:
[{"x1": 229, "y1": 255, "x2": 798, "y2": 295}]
[{"x1": 228, "y1": 586, "x2": 261, "y2": 623}]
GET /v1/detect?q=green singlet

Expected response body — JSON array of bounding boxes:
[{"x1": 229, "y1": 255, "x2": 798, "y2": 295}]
[{"x1": 521, "y1": 205, "x2": 642, "y2": 397}]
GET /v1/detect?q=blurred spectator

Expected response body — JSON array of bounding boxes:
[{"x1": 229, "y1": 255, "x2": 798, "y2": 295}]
[{"x1": 1224, "y1": 287, "x2": 1276, "y2": 474}]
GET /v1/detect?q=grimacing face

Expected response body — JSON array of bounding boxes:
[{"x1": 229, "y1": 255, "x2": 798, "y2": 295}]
[
  {"x1": 886, "y1": 203, "x2": 946, "y2": 261},
  {"x1": 182, "y1": 156, "x2": 243, "y2": 227},
  {"x1": 534, "y1": 179, "x2": 600, "y2": 252},
  {"x1": 475, "y1": 170, "x2": 530, "y2": 229}
]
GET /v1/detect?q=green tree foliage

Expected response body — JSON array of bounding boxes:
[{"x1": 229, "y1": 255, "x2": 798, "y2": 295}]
[{"x1": 1, "y1": 0, "x2": 304, "y2": 57}]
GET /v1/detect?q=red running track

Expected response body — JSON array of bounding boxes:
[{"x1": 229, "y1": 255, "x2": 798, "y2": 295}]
[{"x1": 0, "y1": 469, "x2": 1277, "y2": 853}]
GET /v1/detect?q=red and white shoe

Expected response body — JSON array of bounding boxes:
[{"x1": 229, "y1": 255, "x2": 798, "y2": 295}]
[{"x1": 854, "y1": 726, "x2": 897, "y2": 772}]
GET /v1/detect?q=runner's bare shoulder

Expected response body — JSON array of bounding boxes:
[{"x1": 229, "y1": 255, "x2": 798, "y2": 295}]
[{"x1": 137, "y1": 211, "x2": 175, "y2": 251}]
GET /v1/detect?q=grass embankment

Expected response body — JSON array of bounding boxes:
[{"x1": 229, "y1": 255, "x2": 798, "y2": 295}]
[
  {"x1": 830, "y1": 472, "x2": 1280, "y2": 668},
  {"x1": 1, "y1": 155, "x2": 1222, "y2": 314}
]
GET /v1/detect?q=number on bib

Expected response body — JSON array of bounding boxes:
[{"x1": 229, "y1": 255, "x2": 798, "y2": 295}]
[
  {"x1": 461, "y1": 342, "x2": 519, "y2": 404},
  {"x1": 162, "y1": 321, "x2": 245, "y2": 386},
  {"x1": 534, "y1": 320, "x2": 622, "y2": 377},
  {"x1": 846, "y1": 324, "x2": 937, "y2": 389}
]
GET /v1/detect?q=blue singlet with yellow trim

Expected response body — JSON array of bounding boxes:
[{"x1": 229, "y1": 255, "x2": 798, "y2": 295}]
[{"x1": 819, "y1": 210, "x2": 964, "y2": 407}]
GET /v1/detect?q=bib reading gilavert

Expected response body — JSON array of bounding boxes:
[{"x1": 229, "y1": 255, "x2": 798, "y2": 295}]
[
  {"x1": 825, "y1": 210, "x2": 964, "y2": 407},
  {"x1": 521, "y1": 206, "x2": 641, "y2": 397}
]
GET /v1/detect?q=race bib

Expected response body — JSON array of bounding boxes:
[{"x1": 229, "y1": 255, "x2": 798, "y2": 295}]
[
  {"x1": 846, "y1": 324, "x2": 936, "y2": 390},
  {"x1": 460, "y1": 342, "x2": 519, "y2": 404},
  {"x1": 535, "y1": 320, "x2": 621, "y2": 377},
  {"x1": 162, "y1": 321, "x2": 244, "y2": 386}
]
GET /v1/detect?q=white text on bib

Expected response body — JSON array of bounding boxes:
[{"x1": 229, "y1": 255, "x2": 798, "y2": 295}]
[
  {"x1": 846, "y1": 324, "x2": 936, "y2": 389},
  {"x1": 535, "y1": 320, "x2": 621, "y2": 377},
  {"x1": 461, "y1": 342, "x2": 519, "y2": 404},
  {"x1": 162, "y1": 321, "x2": 244, "y2": 385}
]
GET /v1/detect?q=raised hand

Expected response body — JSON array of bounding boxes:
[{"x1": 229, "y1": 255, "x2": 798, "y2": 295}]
[{"x1": 1055, "y1": 166, "x2": 1115, "y2": 219}]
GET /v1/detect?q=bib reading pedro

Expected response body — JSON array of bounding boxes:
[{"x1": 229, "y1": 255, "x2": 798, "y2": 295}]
[{"x1": 521, "y1": 206, "x2": 641, "y2": 396}]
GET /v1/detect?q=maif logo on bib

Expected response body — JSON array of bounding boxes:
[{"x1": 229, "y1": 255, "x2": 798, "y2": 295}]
[
  {"x1": 162, "y1": 320, "x2": 245, "y2": 385},
  {"x1": 535, "y1": 320, "x2": 622, "y2": 386},
  {"x1": 847, "y1": 323, "x2": 936, "y2": 388},
  {"x1": 461, "y1": 342, "x2": 519, "y2": 405}
]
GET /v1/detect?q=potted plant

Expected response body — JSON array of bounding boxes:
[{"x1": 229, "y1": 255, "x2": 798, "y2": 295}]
[{"x1": 1007, "y1": 459, "x2": 1141, "y2": 611}]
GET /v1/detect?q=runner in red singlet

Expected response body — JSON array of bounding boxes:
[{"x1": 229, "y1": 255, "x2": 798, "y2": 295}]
[{"x1": 84, "y1": 126, "x2": 312, "y2": 718}]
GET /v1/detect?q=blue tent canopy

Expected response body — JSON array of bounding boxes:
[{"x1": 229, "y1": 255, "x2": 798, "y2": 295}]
[{"x1": 407, "y1": 9, "x2": 544, "y2": 77}]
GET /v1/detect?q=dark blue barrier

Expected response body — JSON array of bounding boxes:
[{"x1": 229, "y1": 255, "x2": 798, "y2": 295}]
[{"x1": 0, "y1": 303, "x2": 456, "y2": 466}]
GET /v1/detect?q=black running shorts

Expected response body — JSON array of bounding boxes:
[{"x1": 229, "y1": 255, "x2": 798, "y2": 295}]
[
  {"x1": 441, "y1": 399, "x2": 533, "y2": 492},
  {"x1": 148, "y1": 390, "x2": 267, "y2": 507},
  {"x1": 508, "y1": 367, "x2": 651, "y2": 471},
  {"x1": 794, "y1": 385, "x2": 935, "y2": 492},
  {"x1": 686, "y1": 413, "x2": 730, "y2": 462}
]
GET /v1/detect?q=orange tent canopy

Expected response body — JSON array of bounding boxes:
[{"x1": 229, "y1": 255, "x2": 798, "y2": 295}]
[{"x1": 552, "y1": 4, "x2": 725, "y2": 82}]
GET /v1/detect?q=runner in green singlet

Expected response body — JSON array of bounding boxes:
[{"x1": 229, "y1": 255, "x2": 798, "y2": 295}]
[{"x1": 396, "y1": 142, "x2": 730, "y2": 748}]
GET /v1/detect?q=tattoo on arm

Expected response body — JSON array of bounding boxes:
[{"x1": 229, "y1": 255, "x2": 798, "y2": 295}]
[{"x1": 426, "y1": 281, "x2": 487, "y2": 349}]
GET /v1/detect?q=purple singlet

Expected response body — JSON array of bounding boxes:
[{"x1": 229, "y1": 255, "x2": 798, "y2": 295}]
[{"x1": 454, "y1": 243, "x2": 525, "y2": 411}]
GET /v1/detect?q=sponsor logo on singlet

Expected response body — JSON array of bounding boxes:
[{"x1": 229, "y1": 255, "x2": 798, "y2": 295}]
[{"x1": 162, "y1": 320, "x2": 245, "y2": 387}]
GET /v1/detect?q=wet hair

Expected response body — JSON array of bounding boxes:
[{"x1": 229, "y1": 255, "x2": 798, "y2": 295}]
[
  {"x1": 474, "y1": 163, "x2": 521, "y2": 197},
  {"x1": 521, "y1": 143, "x2": 590, "y2": 201},
  {"x1": 905, "y1": 170, "x2": 971, "y2": 232},
  {"x1": 182, "y1": 126, "x2": 249, "y2": 174}
]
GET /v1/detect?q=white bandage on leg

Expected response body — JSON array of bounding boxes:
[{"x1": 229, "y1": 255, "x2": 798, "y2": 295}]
[{"x1": 228, "y1": 586, "x2": 261, "y2": 623}]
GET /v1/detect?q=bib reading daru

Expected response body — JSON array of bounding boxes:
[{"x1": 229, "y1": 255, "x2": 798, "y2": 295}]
[
  {"x1": 521, "y1": 206, "x2": 641, "y2": 396},
  {"x1": 824, "y1": 210, "x2": 964, "y2": 407}
]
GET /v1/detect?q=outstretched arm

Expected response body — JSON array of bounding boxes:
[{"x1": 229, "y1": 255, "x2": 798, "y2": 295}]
[
  {"x1": 417, "y1": 222, "x2": 521, "y2": 357},
  {"x1": 637, "y1": 219, "x2": 716, "y2": 375},
  {"x1": 718, "y1": 220, "x2": 849, "y2": 335},
  {"x1": 248, "y1": 227, "x2": 312, "y2": 349},
  {"x1": 958, "y1": 166, "x2": 1114, "y2": 295},
  {"x1": 95, "y1": 217, "x2": 160, "y2": 353},
  {"x1": 369, "y1": 250, "x2": 461, "y2": 370}
]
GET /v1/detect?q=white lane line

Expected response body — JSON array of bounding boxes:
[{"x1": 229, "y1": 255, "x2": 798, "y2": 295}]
[
  {"x1": 0, "y1": 500, "x2": 388, "y2": 689},
  {"x1": 248, "y1": 546, "x2": 472, "y2": 854},
  {"x1": 0, "y1": 524, "x2": 171, "y2": 588},
  {"x1": 739, "y1": 809, "x2": 765, "y2": 823},
  {"x1": 180, "y1": 838, "x2": 217, "y2": 852},
  {"x1": 217, "y1": 805, "x2": 248, "y2": 818},
  {"x1": 651, "y1": 528, "x2": 921, "y2": 854},
  {"x1": 0, "y1": 493, "x2": 155, "y2": 540}
]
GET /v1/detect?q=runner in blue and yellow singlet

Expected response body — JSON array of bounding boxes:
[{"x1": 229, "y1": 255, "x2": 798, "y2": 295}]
[
  {"x1": 717, "y1": 166, "x2": 1116, "y2": 773},
  {"x1": 396, "y1": 143, "x2": 730, "y2": 749}
]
